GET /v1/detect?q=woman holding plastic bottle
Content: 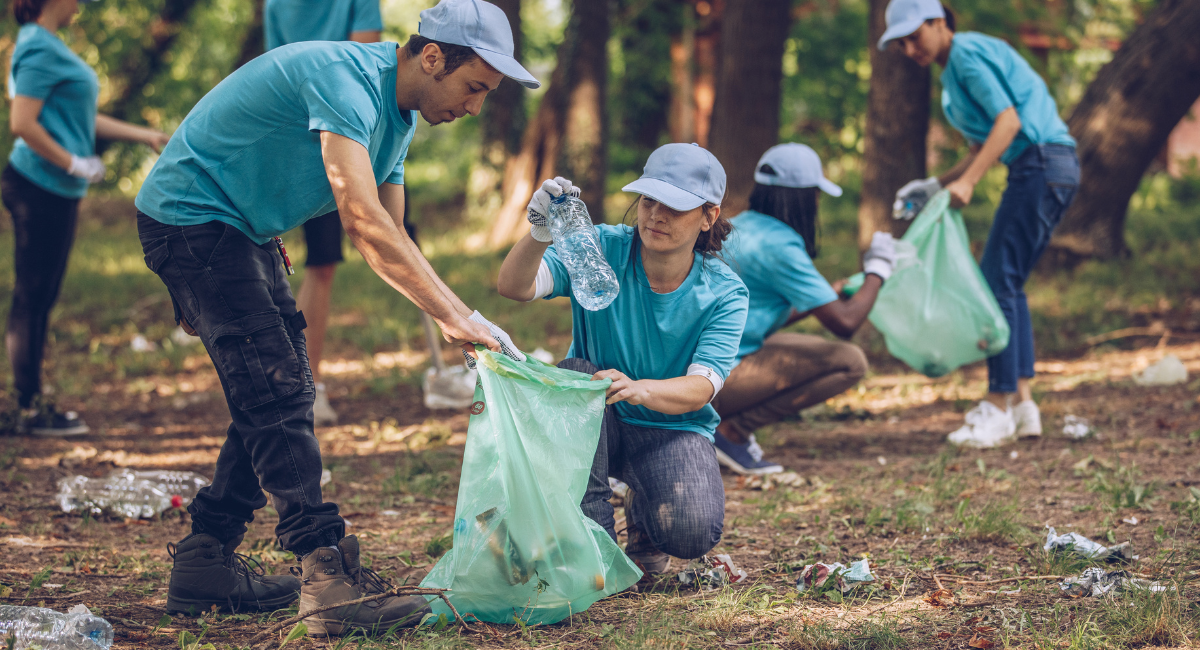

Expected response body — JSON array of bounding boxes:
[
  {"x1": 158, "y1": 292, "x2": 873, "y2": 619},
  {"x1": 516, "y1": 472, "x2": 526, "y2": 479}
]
[
  {"x1": 5, "y1": 0, "x2": 169, "y2": 435},
  {"x1": 497, "y1": 143, "x2": 748, "y2": 578},
  {"x1": 711, "y1": 143, "x2": 896, "y2": 475},
  {"x1": 881, "y1": 0, "x2": 1079, "y2": 448}
]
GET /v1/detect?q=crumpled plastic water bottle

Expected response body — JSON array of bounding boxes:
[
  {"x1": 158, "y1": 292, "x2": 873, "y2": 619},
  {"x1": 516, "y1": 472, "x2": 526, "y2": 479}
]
[
  {"x1": 0, "y1": 604, "x2": 113, "y2": 650},
  {"x1": 57, "y1": 469, "x2": 210, "y2": 518},
  {"x1": 548, "y1": 194, "x2": 619, "y2": 311}
]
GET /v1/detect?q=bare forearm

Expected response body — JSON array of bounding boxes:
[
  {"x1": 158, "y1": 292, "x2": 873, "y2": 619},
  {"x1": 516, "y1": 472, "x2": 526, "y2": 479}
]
[
  {"x1": 638, "y1": 376, "x2": 714, "y2": 414},
  {"x1": 956, "y1": 107, "x2": 1021, "y2": 186},
  {"x1": 378, "y1": 184, "x2": 471, "y2": 317},
  {"x1": 498, "y1": 233, "x2": 551, "y2": 301},
  {"x1": 937, "y1": 153, "x2": 976, "y2": 186},
  {"x1": 814, "y1": 274, "x2": 883, "y2": 338},
  {"x1": 95, "y1": 115, "x2": 155, "y2": 144},
  {"x1": 13, "y1": 120, "x2": 72, "y2": 169}
]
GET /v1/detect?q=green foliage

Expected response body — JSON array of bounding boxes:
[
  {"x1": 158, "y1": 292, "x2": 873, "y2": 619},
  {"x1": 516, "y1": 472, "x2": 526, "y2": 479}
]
[
  {"x1": 954, "y1": 497, "x2": 1027, "y2": 543},
  {"x1": 1086, "y1": 465, "x2": 1157, "y2": 511},
  {"x1": 423, "y1": 533, "x2": 452, "y2": 559}
]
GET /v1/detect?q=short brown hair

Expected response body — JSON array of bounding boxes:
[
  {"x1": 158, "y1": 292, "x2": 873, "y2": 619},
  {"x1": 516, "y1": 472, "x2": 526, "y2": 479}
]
[
  {"x1": 404, "y1": 34, "x2": 481, "y2": 81},
  {"x1": 13, "y1": 0, "x2": 50, "y2": 24}
]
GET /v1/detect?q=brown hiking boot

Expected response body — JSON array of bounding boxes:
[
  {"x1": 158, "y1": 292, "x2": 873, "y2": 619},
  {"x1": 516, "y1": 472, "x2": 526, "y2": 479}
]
[
  {"x1": 625, "y1": 523, "x2": 670, "y2": 575},
  {"x1": 166, "y1": 533, "x2": 300, "y2": 615},
  {"x1": 298, "y1": 535, "x2": 430, "y2": 637}
]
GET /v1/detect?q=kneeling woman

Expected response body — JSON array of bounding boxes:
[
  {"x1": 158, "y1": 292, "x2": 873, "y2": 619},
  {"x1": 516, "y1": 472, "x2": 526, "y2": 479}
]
[
  {"x1": 497, "y1": 143, "x2": 748, "y2": 574},
  {"x1": 713, "y1": 143, "x2": 895, "y2": 474}
]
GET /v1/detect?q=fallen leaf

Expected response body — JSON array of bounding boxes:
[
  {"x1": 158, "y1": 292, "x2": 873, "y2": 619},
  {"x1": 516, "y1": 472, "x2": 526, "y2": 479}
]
[
  {"x1": 936, "y1": 632, "x2": 954, "y2": 639},
  {"x1": 968, "y1": 634, "x2": 995, "y2": 649},
  {"x1": 924, "y1": 589, "x2": 956, "y2": 607}
]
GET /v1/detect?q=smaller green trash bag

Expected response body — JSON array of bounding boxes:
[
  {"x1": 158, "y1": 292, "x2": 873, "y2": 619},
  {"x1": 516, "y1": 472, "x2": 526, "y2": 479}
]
[
  {"x1": 420, "y1": 350, "x2": 642, "y2": 625},
  {"x1": 844, "y1": 191, "x2": 1009, "y2": 377}
]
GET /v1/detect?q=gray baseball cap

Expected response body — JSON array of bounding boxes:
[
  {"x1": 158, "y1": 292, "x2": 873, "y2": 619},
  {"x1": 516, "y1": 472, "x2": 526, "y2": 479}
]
[
  {"x1": 877, "y1": 0, "x2": 945, "y2": 51},
  {"x1": 622, "y1": 143, "x2": 726, "y2": 211},
  {"x1": 754, "y1": 143, "x2": 842, "y2": 197},
  {"x1": 419, "y1": 0, "x2": 540, "y2": 89}
]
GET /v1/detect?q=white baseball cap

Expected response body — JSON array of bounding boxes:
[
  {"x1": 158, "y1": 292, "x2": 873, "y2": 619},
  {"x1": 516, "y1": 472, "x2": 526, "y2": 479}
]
[
  {"x1": 419, "y1": 0, "x2": 540, "y2": 89},
  {"x1": 622, "y1": 143, "x2": 726, "y2": 211},
  {"x1": 877, "y1": 0, "x2": 945, "y2": 51},
  {"x1": 753, "y1": 143, "x2": 842, "y2": 197}
]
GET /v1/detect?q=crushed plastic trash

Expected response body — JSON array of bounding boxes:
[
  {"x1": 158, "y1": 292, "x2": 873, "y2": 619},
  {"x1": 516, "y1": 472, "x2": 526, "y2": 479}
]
[
  {"x1": 877, "y1": 456, "x2": 887, "y2": 466},
  {"x1": 797, "y1": 559, "x2": 875, "y2": 593},
  {"x1": 738, "y1": 471, "x2": 805, "y2": 491},
  {"x1": 320, "y1": 468, "x2": 332, "y2": 487},
  {"x1": 129, "y1": 335, "x2": 156, "y2": 353},
  {"x1": 529, "y1": 347, "x2": 555, "y2": 364},
  {"x1": 0, "y1": 603, "x2": 113, "y2": 650},
  {"x1": 1121, "y1": 516, "x2": 1139, "y2": 526},
  {"x1": 1062, "y1": 415, "x2": 1092, "y2": 438},
  {"x1": 380, "y1": 510, "x2": 401, "y2": 517},
  {"x1": 1060, "y1": 568, "x2": 1170, "y2": 598},
  {"x1": 1009, "y1": 450, "x2": 1019, "y2": 459},
  {"x1": 608, "y1": 477, "x2": 629, "y2": 501},
  {"x1": 677, "y1": 554, "x2": 748, "y2": 589},
  {"x1": 1133, "y1": 354, "x2": 1188, "y2": 386},
  {"x1": 57, "y1": 469, "x2": 210, "y2": 519},
  {"x1": 422, "y1": 365, "x2": 478, "y2": 410},
  {"x1": 1044, "y1": 527, "x2": 1134, "y2": 562}
]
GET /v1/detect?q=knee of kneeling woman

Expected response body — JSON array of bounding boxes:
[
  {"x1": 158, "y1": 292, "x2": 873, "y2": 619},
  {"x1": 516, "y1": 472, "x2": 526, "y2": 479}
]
[
  {"x1": 650, "y1": 507, "x2": 724, "y2": 560},
  {"x1": 557, "y1": 357, "x2": 599, "y2": 375}
]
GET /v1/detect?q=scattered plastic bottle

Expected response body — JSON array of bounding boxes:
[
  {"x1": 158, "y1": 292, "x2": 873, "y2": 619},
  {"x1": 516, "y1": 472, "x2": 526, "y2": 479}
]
[
  {"x1": 548, "y1": 194, "x2": 619, "y2": 311},
  {"x1": 0, "y1": 604, "x2": 113, "y2": 650},
  {"x1": 56, "y1": 469, "x2": 210, "y2": 519},
  {"x1": 893, "y1": 188, "x2": 935, "y2": 221}
]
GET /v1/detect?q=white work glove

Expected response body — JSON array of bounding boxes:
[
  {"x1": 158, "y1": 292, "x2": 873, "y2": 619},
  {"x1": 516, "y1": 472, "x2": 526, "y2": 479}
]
[
  {"x1": 461, "y1": 310, "x2": 526, "y2": 370},
  {"x1": 527, "y1": 177, "x2": 580, "y2": 242},
  {"x1": 892, "y1": 176, "x2": 940, "y2": 220},
  {"x1": 862, "y1": 231, "x2": 897, "y2": 281},
  {"x1": 67, "y1": 155, "x2": 106, "y2": 184}
]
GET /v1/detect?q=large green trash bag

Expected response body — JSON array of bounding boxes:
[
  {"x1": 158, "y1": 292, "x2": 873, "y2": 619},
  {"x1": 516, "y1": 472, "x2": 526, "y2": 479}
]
[
  {"x1": 419, "y1": 349, "x2": 642, "y2": 624},
  {"x1": 845, "y1": 191, "x2": 1009, "y2": 377}
]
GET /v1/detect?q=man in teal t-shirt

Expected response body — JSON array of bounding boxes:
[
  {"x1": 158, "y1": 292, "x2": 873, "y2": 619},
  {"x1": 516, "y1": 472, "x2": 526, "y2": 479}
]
[
  {"x1": 262, "y1": 0, "x2": 386, "y2": 427},
  {"x1": 136, "y1": 0, "x2": 539, "y2": 635}
]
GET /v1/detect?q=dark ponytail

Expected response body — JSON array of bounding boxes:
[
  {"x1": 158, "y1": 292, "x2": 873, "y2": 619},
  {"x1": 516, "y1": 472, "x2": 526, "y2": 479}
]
[
  {"x1": 13, "y1": 0, "x2": 49, "y2": 24},
  {"x1": 747, "y1": 183, "x2": 821, "y2": 258},
  {"x1": 941, "y1": 4, "x2": 956, "y2": 31}
]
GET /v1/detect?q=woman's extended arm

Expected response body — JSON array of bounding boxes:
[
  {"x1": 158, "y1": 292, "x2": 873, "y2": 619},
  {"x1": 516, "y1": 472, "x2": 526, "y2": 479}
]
[
  {"x1": 95, "y1": 114, "x2": 170, "y2": 152},
  {"x1": 10, "y1": 96, "x2": 72, "y2": 169},
  {"x1": 593, "y1": 370, "x2": 714, "y2": 415},
  {"x1": 810, "y1": 273, "x2": 884, "y2": 338},
  {"x1": 497, "y1": 233, "x2": 551, "y2": 301},
  {"x1": 943, "y1": 107, "x2": 1021, "y2": 207}
]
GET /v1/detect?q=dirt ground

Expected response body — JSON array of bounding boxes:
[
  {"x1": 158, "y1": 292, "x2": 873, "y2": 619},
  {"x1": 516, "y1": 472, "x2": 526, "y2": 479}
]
[{"x1": 1, "y1": 340, "x2": 1198, "y2": 649}]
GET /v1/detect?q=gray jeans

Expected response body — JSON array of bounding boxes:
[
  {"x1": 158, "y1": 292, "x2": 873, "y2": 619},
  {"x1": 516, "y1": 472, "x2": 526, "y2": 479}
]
[{"x1": 558, "y1": 358, "x2": 725, "y2": 560}]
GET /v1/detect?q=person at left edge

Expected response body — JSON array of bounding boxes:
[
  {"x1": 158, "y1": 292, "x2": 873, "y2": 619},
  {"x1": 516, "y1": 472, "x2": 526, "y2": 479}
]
[
  {"x1": 134, "y1": 0, "x2": 537, "y2": 636},
  {"x1": 264, "y1": 0, "x2": 385, "y2": 427},
  {"x1": 5, "y1": 0, "x2": 170, "y2": 437}
]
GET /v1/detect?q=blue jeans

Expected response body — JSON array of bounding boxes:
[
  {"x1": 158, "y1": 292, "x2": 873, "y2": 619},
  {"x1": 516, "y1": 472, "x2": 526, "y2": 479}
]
[
  {"x1": 137, "y1": 213, "x2": 344, "y2": 555},
  {"x1": 979, "y1": 144, "x2": 1079, "y2": 393},
  {"x1": 557, "y1": 358, "x2": 725, "y2": 560}
]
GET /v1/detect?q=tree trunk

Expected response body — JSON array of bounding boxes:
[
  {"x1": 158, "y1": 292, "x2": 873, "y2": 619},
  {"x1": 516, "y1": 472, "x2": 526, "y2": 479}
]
[
  {"x1": 234, "y1": 0, "x2": 266, "y2": 70},
  {"x1": 479, "y1": 0, "x2": 525, "y2": 164},
  {"x1": 857, "y1": 0, "x2": 929, "y2": 250},
  {"x1": 104, "y1": 0, "x2": 205, "y2": 124},
  {"x1": 707, "y1": 0, "x2": 792, "y2": 215},
  {"x1": 1049, "y1": 0, "x2": 1200, "y2": 260},
  {"x1": 558, "y1": 0, "x2": 611, "y2": 223}
]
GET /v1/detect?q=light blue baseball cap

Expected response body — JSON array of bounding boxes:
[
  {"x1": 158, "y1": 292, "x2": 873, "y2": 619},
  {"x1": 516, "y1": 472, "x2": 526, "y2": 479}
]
[
  {"x1": 622, "y1": 143, "x2": 726, "y2": 211},
  {"x1": 754, "y1": 143, "x2": 842, "y2": 197},
  {"x1": 419, "y1": 0, "x2": 540, "y2": 89},
  {"x1": 877, "y1": 0, "x2": 945, "y2": 51}
]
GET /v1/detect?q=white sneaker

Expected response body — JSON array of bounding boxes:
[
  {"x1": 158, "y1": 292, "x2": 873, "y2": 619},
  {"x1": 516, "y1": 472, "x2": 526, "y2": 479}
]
[
  {"x1": 313, "y1": 383, "x2": 338, "y2": 427},
  {"x1": 1013, "y1": 399, "x2": 1042, "y2": 437},
  {"x1": 947, "y1": 401, "x2": 1016, "y2": 448}
]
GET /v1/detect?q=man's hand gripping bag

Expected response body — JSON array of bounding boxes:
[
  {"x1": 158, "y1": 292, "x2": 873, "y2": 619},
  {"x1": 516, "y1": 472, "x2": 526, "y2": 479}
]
[{"x1": 420, "y1": 350, "x2": 642, "y2": 624}]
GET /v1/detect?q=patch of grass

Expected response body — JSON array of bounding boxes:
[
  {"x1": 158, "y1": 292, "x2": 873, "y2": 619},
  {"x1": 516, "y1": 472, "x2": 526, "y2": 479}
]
[
  {"x1": 423, "y1": 534, "x2": 452, "y2": 559},
  {"x1": 954, "y1": 498, "x2": 1027, "y2": 543},
  {"x1": 381, "y1": 452, "x2": 456, "y2": 499},
  {"x1": 1087, "y1": 465, "x2": 1157, "y2": 511},
  {"x1": 1169, "y1": 486, "x2": 1200, "y2": 524},
  {"x1": 789, "y1": 617, "x2": 904, "y2": 650},
  {"x1": 1101, "y1": 584, "x2": 1196, "y2": 647}
]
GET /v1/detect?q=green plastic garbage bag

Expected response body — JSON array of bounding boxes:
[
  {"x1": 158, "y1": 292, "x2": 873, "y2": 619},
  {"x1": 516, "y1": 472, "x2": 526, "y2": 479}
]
[
  {"x1": 844, "y1": 191, "x2": 1009, "y2": 377},
  {"x1": 420, "y1": 349, "x2": 642, "y2": 625}
]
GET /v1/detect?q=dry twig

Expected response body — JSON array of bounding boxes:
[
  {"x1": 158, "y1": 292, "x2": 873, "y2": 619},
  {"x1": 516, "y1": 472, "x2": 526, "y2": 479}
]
[{"x1": 934, "y1": 574, "x2": 1064, "y2": 586}]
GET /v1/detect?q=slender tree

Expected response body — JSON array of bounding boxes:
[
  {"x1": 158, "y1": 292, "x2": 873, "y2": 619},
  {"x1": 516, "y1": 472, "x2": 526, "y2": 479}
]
[
  {"x1": 857, "y1": 0, "x2": 929, "y2": 249},
  {"x1": 104, "y1": 0, "x2": 206, "y2": 123},
  {"x1": 707, "y1": 0, "x2": 792, "y2": 215},
  {"x1": 234, "y1": 0, "x2": 266, "y2": 70},
  {"x1": 1049, "y1": 0, "x2": 1200, "y2": 260},
  {"x1": 479, "y1": 0, "x2": 525, "y2": 167}
]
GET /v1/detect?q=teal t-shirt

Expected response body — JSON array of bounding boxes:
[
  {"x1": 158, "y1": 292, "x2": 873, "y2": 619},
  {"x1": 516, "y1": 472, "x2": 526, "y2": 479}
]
[
  {"x1": 135, "y1": 41, "x2": 415, "y2": 244},
  {"x1": 7, "y1": 23, "x2": 98, "y2": 199},
  {"x1": 940, "y1": 32, "x2": 1075, "y2": 164},
  {"x1": 264, "y1": 0, "x2": 383, "y2": 50},
  {"x1": 543, "y1": 225, "x2": 749, "y2": 441},
  {"x1": 724, "y1": 211, "x2": 838, "y2": 360}
]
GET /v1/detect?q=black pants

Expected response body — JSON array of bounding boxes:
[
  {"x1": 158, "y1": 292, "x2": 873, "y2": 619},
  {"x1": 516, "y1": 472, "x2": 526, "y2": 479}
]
[
  {"x1": 137, "y1": 213, "x2": 343, "y2": 555},
  {"x1": 1, "y1": 165, "x2": 80, "y2": 408}
]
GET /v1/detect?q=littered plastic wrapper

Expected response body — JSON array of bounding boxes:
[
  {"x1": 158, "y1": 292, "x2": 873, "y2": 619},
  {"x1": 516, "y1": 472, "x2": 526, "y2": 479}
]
[
  {"x1": 420, "y1": 350, "x2": 642, "y2": 624},
  {"x1": 797, "y1": 559, "x2": 875, "y2": 593},
  {"x1": 677, "y1": 555, "x2": 748, "y2": 589},
  {"x1": 1060, "y1": 568, "x2": 1170, "y2": 598},
  {"x1": 847, "y1": 191, "x2": 1010, "y2": 378},
  {"x1": 1044, "y1": 527, "x2": 1134, "y2": 561}
]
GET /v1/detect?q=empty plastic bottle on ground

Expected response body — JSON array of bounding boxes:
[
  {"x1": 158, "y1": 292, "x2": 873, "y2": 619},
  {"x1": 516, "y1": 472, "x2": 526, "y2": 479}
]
[
  {"x1": 0, "y1": 604, "x2": 113, "y2": 650},
  {"x1": 57, "y1": 469, "x2": 210, "y2": 518},
  {"x1": 548, "y1": 194, "x2": 619, "y2": 311}
]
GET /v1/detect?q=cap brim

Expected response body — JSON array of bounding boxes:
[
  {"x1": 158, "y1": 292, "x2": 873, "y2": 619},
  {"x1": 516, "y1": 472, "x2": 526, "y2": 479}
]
[
  {"x1": 622, "y1": 177, "x2": 707, "y2": 211},
  {"x1": 474, "y1": 48, "x2": 540, "y2": 89},
  {"x1": 818, "y1": 178, "x2": 843, "y2": 197},
  {"x1": 877, "y1": 18, "x2": 924, "y2": 50}
]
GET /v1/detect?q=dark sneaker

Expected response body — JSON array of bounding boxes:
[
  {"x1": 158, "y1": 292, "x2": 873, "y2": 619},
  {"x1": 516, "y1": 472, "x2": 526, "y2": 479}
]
[
  {"x1": 298, "y1": 535, "x2": 430, "y2": 637},
  {"x1": 21, "y1": 407, "x2": 89, "y2": 437},
  {"x1": 713, "y1": 431, "x2": 783, "y2": 475},
  {"x1": 166, "y1": 533, "x2": 300, "y2": 614},
  {"x1": 625, "y1": 523, "x2": 670, "y2": 575}
]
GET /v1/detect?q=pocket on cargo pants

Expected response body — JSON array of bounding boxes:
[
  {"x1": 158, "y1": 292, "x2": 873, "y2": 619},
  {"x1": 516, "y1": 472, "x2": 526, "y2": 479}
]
[{"x1": 209, "y1": 312, "x2": 304, "y2": 411}]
